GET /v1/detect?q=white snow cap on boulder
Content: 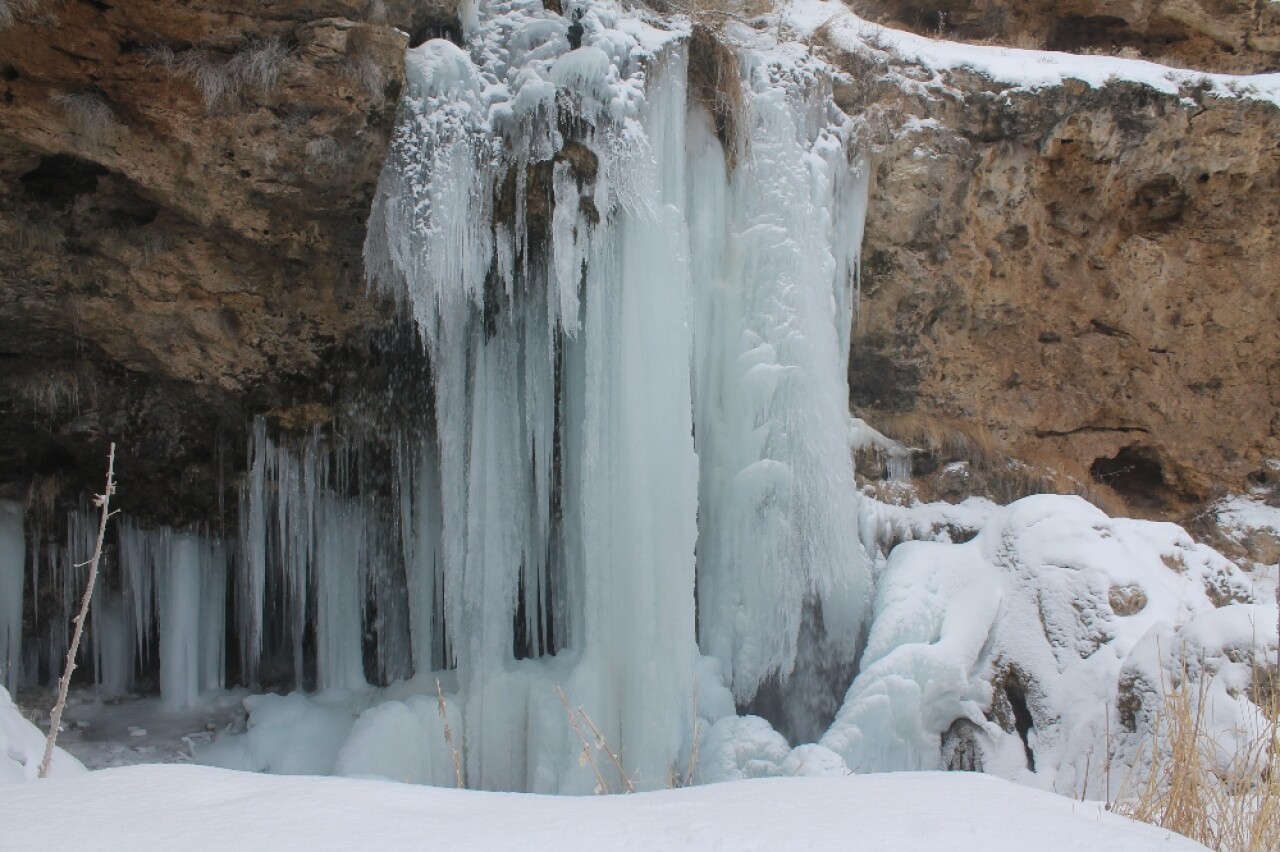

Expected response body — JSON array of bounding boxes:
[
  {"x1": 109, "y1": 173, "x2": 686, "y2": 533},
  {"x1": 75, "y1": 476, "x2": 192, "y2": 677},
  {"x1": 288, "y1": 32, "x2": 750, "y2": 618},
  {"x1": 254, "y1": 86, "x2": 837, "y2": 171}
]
[
  {"x1": 1, "y1": 687, "x2": 86, "y2": 783},
  {"x1": 824, "y1": 494, "x2": 1274, "y2": 795}
]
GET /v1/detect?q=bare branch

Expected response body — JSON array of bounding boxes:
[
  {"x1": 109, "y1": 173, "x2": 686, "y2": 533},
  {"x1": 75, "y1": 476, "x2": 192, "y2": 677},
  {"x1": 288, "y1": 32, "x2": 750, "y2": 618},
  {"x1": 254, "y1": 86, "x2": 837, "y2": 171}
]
[{"x1": 39, "y1": 443, "x2": 117, "y2": 778}]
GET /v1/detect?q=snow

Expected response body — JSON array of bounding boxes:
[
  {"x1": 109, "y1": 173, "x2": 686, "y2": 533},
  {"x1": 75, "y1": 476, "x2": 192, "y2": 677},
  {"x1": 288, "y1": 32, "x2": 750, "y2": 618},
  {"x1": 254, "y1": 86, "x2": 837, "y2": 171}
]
[
  {"x1": 1, "y1": 687, "x2": 84, "y2": 782},
  {"x1": 783, "y1": 0, "x2": 1280, "y2": 108},
  {"x1": 830, "y1": 494, "x2": 1276, "y2": 797},
  {"x1": 0, "y1": 762, "x2": 1206, "y2": 851}
]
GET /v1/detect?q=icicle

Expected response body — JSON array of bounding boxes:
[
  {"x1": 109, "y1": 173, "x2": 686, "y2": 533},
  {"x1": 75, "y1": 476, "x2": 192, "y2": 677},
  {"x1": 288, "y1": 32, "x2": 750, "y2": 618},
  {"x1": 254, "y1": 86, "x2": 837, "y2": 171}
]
[
  {"x1": 237, "y1": 417, "x2": 270, "y2": 685},
  {"x1": 119, "y1": 519, "x2": 155, "y2": 672},
  {"x1": 159, "y1": 530, "x2": 201, "y2": 709},
  {"x1": 200, "y1": 537, "x2": 227, "y2": 694},
  {"x1": 315, "y1": 495, "x2": 367, "y2": 691},
  {"x1": 93, "y1": 593, "x2": 132, "y2": 696},
  {"x1": 0, "y1": 501, "x2": 24, "y2": 695}
]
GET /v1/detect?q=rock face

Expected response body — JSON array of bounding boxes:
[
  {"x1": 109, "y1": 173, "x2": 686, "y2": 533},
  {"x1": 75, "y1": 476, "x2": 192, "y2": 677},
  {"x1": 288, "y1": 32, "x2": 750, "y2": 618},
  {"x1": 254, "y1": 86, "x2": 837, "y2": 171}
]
[
  {"x1": 0, "y1": 1, "x2": 1276, "y2": 528},
  {"x1": 0, "y1": 0, "x2": 457, "y2": 522},
  {"x1": 829, "y1": 42, "x2": 1280, "y2": 515},
  {"x1": 854, "y1": 0, "x2": 1280, "y2": 73}
]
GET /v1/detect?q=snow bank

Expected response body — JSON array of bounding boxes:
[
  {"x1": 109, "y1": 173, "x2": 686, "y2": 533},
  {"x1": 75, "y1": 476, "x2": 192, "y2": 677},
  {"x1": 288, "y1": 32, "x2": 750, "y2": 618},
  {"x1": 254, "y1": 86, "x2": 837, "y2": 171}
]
[
  {"x1": 784, "y1": 0, "x2": 1280, "y2": 108},
  {"x1": 1, "y1": 687, "x2": 85, "y2": 783},
  {"x1": 0, "y1": 763, "x2": 1206, "y2": 851}
]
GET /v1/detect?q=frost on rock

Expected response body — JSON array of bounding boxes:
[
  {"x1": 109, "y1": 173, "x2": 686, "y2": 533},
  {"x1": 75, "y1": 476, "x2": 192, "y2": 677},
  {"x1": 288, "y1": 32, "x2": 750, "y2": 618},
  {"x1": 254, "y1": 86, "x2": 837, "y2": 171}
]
[{"x1": 825, "y1": 493, "x2": 1276, "y2": 796}]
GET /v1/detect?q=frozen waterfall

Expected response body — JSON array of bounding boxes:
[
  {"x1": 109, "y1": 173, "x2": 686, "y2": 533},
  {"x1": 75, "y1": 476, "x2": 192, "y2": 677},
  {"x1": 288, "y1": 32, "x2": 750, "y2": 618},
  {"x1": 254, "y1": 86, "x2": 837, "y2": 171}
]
[
  {"x1": 359, "y1": 0, "x2": 872, "y2": 789},
  {"x1": 6, "y1": 0, "x2": 874, "y2": 793}
]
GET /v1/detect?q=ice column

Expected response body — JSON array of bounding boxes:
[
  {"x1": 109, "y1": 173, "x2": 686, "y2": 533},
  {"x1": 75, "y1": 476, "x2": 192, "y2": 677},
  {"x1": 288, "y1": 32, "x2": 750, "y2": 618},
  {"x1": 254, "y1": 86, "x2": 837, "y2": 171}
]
[
  {"x1": 688, "y1": 55, "x2": 872, "y2": 714},
  {"x1": 158, "y1": 531, "x2": 227, "y2": 708},
  {"x1": 0, "y1": 501, "x2": 23, "y2": 694}
]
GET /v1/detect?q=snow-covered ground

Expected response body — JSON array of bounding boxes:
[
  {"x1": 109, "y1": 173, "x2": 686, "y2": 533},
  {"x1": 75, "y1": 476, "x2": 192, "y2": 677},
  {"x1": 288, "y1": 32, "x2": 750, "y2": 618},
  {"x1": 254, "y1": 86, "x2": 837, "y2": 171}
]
[{"x1": 1, "y1": 761, "x2": 1207, "y2": 851}]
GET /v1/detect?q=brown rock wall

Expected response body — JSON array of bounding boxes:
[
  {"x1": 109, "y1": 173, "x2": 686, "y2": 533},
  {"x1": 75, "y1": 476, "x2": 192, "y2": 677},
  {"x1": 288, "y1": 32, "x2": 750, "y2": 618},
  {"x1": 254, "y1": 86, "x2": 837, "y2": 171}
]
[
  {"x1": 832, "y1": 48, "x2": 1280, "y2": 515},
  {"x1": 0, "y1": 0, "x2": 456, "y2": 520}
]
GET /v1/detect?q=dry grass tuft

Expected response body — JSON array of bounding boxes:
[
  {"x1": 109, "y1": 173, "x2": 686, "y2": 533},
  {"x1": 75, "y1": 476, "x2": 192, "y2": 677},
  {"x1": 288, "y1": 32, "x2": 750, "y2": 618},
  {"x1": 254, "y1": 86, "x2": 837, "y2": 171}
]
[
  {"x1": 174, "y1": 37, "x2": 292, "y2": 110},
  {"x1": 865, "y1": 410, "x2": 1125, "y2": 513},
  {"x1": 0, "y1": 0, "x2": 49, "y2": 29},
  {"x1": 51, "y1": 91, "x2": 117, "y2": 145},
  {"x1": 1116, "y1": 669, "x2": 1280, "y2": 851},
  {"x1": 686, "y1": 23, "x2": 746, "y2": 168},
  {"x1": 556, "y1": 683, "x2": 635, "y2": 794}
]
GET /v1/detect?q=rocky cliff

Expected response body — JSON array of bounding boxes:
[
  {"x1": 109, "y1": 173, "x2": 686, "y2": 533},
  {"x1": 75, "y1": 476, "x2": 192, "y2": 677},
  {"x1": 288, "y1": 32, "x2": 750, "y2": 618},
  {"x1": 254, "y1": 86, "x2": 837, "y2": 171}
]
[
  {"x1": 1, "y1": 0, "x2": 1276, "y2": 529},
  {"x1": 0, "y1": 0, "x2": 455, "y2": 523},
  {"x1": 825, "y1": 27, "x2": 1280, "y2": 517}
]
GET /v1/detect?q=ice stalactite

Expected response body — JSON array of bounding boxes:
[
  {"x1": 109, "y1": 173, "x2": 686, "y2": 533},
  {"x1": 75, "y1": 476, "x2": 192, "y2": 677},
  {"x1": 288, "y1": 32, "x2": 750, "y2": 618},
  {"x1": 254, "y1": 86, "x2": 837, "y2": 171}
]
[
  {"x1": 0, "y1": 501, "x2": 23, "y2": 694},
  {"x1": 11, "y1": 504, "x2": 232, "y2": 704}
]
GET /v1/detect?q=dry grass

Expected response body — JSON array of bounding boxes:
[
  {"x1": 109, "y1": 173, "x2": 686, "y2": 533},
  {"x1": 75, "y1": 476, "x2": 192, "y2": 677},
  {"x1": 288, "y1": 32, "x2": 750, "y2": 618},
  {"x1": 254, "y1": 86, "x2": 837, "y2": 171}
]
[
  {"x1": 304, "y1": 137, "x2": 345, "y2": 174},
  {"x1": 556, "y1": 683, "x2": 635, "y2": 794},
  {"x1": 434, "y1": 676, "x2": 465, "y2": 788},
  {"x1": 51, "y1": 91, "x2": 117, "y2": 145},
  {"x1": 865, "y1": 410, "x2": 1125, "y2": 513},
  {"x1": 0, "y1": 0, "x2": 49, "y2": 29},
  {"x1": 169, "y1": 37, "x2": 292, "y2": 110},
  {"x1": 687, "y1": 23, "x2": 746, "y2": 167},
  {"x1": 2, "y1": 209, "x2": 65, "y2": 253},
  {"x1": 1116, "y1": 670, "x2": 1280, "y2": 851}
]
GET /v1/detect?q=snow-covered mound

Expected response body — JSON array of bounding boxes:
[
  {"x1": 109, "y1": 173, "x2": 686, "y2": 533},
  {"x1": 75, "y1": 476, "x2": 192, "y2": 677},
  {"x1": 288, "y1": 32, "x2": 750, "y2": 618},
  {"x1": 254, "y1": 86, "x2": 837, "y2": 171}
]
[
  {"x1": 1, "y1": 687, "x2": 84, "y2": 782},
  {"x1": 828, "y1": 495, "x2": 1276, "y2": 797},
  {"x1": 0, "y1": 763, "x2": 1206, "y2": 851}
]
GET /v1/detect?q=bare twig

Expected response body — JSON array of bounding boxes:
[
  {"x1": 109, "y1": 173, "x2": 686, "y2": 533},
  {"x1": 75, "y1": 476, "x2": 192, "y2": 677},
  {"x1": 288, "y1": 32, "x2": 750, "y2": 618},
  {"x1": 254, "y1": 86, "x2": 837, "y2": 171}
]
[
  {"x1": 578, "y1": 704, "x2": 634, "y2": 793},
  {"x1": 435, "y1": 676, "x2": 464, "y2": 789},
  {"x1": 39, "y1": 443, "x2": 116, "y2": 779},
  {"x1": 683, "y1": 681, "x2": 701, "y2": 787},
  {"x1": 555, "y1": 683, "x2": 611, "y2": 794}
]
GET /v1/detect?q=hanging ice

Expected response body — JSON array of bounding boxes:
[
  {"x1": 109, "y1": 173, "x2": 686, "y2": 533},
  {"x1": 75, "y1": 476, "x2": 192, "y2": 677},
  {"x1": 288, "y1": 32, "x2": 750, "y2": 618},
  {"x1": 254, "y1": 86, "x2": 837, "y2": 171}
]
[
  {"x1": 359, "y1": 0, "x2": 872, "y2": 789},
  {"x1": 0, "y1": 501, "x2": 23, "y2": 695}
]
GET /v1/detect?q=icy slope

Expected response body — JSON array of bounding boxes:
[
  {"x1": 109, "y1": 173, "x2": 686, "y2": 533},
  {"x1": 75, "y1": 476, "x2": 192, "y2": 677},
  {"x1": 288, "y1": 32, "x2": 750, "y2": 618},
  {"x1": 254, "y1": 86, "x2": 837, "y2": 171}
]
[{"x1": 0, "y1": 763, "x2": 1206, "y2": 851}]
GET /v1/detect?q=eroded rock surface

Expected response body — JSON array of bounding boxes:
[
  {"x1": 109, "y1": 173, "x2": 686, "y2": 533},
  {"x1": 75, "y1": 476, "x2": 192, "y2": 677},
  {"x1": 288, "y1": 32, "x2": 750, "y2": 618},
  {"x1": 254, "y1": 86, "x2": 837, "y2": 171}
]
[{"x1": 0, "y1": 1, "x2": 456, "y2": 521}]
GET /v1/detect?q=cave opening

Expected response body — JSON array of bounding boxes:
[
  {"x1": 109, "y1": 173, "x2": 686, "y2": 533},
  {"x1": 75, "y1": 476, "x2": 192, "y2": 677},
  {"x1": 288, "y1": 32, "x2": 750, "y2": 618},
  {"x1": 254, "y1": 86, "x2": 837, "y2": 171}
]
[{"x1": 1090, "y1": 444, "x2": 1169, "y2": 509}]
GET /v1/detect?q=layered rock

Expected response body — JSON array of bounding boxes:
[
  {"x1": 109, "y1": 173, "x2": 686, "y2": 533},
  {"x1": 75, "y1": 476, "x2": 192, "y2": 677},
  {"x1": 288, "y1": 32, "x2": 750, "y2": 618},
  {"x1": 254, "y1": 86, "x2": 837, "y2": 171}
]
[
  {"x1": 1, "y1": 1, "x2": 1277, "y2": 531},
  {"x1": 827, "y1": 37, "x2": 1280, "y2": 515}
]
